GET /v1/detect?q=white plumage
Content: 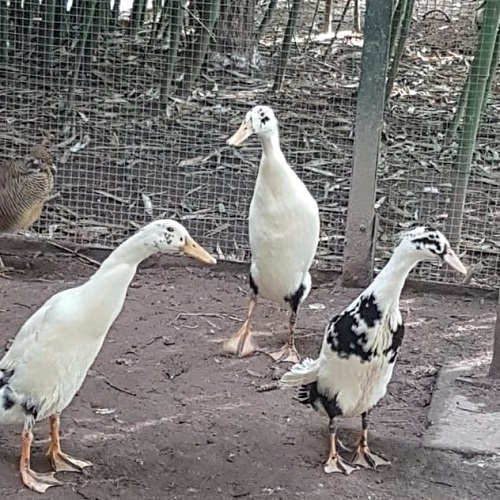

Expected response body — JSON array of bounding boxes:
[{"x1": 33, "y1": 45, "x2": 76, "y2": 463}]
[
  {"x1": 281, "y1": 226, "x2": 467, "y2": 474},
  {"x1": 223, "y1": 105, "x2": 320, "y2": 362},
  {"x1": 0, "y1": 219, "x2": 216, "y2": 493}
]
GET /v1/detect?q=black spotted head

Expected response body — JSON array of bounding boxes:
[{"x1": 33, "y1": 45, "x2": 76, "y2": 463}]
[
  {"x1": 397, "y1": 226, "x2": 467, "y2": 274},
  {"x1": 139, "y1": 219, "x2": 216, "y2": 265},
  {"x1": 227, "y1": 105, "x2": 278, "y2": 146}
]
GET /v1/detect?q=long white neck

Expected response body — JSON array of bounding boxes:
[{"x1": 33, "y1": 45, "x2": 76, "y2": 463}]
[
  {"x1": 259, "y1": 129, "x2": 287, "y2": 166},
  {"x1": 366, "y1": 246, "x2": 421, "y2": 312},
  {"x1": 89, "y1": 231, "x2": 157, "y2": 285},
  {"x1": 257, "y1": 128, "x2": 296, "y2": 192}
]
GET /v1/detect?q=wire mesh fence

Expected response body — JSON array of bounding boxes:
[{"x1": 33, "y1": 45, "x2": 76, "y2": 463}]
[
  {"x1": 377, "y1": 0, "x2": 500, "y2": 288},
  {"x1": 0, "y1": 0, "x2": 357, "y2": 270},
  {"x1": 0, "y1": 0, "x2": 499, "y2": 288}
]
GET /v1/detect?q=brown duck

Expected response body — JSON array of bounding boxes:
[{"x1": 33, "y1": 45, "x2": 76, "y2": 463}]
[{"x1": 0, "y1": 144, "x2": 56, "y2": 270}]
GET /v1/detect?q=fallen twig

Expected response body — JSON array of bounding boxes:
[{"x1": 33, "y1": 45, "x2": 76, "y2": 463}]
[
  {"x1": 163, "y1": 307, "x2": 243, "y2": 323},
  {"x1": 48, "y1": 241, "x2": 101, "y2": 267},
  {"x1": 104, "y1": 379, "x2": 137, "y2": 397}
]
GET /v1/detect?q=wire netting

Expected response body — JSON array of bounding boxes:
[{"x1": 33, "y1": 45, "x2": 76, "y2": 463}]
[
  {"x1": 0, "y1": 0, "x2": 358, "y2": 270},
  {"x1": 0, "y1": 0, "x2": 499, "y2": 288},
  {"x1": 377, "y1": 0, "x2": 500, "y2": 288}
]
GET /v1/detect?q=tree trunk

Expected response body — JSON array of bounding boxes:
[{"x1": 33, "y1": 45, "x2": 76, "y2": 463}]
[
  {"x1": 214, "y1": 0, "x2": 256, "y2": 65},
  {"x1": 41, "y1": 0, "x2": 56, "y2": 70},
  {"x1": 0, "y1": 0, "x2": 8, "y2": 62},
  {"x1": 481, "y1": 24, "x2": 500, "y2": 115},
  {"x1": 94, "y1": 0, "x2": 111, "y2": 38},
  {"x1": 257, "y1": 0, "x2": 277, "y2": 40},
  {"x1": 388, "y1": 0, "x2": 407, "y2": 63},
  {"x1": 323, "y1": 0, "x2": 334, "y2": 33},
  {"x1": 11, "y1": 0, "x2": 37, "y2": 50},
  {"x1": 273, "y1": 0, "x2": 301, "y2": 91},
  {"x1": 68, "y1": 0, "x2": 98, "y2": 107},
  {"x1": 130, "y1": 0, "x2": 147, "y2": 36},
  {"x1": 183, "y1": 0, "x2": 220, "y2": 89},
  {"x1": 353, "y1": 0, "x2": 361, "y2": 32},
  {"x1": 385, "y1": 0, "x2": 415, "y2": 102},
  {"x1": 54, "y1": 0, "x2": 69, "y2": 44},
  {"x1": 160, "y1": 0, "x2": 183, "y2": 101},
  {"x1": 446, "y1": 70, "x2": 471, "y2": 144},
  {"x1": 447, "y1": 0, "x2": 500, "y2": 246},
  {"x1": 112, "y1": 0, "x2": 121, "y2": 24}
]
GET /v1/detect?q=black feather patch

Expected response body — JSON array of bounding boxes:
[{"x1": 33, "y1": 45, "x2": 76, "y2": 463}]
[
  {"x1": 327, "y1": 313, "x2": 374, "y2": 361},
  {"x1": 297, "y1": 383, "x2": 316, "y2": 405},
  {"x1": 357, "y1": 294, "x2": 382, "y2": 328},
  {"x1": 258, "y1": 108, "x2": 270, "y2": 125},
  {"x1": 0, "y1": 369, "x2": 14, "y2": 389},
  {"x1": 384, "y1": 322, "x2": 405, "y2": 363},
  {"x1": 325, "y1": 293, "x2": 382, "y2": 362},
  {"x1": 249, "y1": 272, "x2": 258, "y2": 295},
  {"x1": 285, "y1": 283, "x2": 306, "y2": 313},
  {"x1": 412, "y1": 234, "x2": 446, "y2": 256},
  {"x1": 297, "y1": 382, "x2": 342, "y2": 418},
  {"x1": 3, "y1": 387, "x2": 16, "y2": 410},
  {"x1": 22, "y1": 401, "x2": 38, "y2": 419}
]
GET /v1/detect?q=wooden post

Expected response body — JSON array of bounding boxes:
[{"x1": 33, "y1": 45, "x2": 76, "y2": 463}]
[
  {"x1": 489, "y1": 290, "x2": 500, "y2": 378},
  {"x1": 342, "y1": 0, "x2": 393, "y2": 288}
]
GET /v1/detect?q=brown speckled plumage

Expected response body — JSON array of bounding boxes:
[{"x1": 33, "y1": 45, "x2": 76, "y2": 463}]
[{"x1": 0, "y1": 145, "x2": 56, "y2": 232}]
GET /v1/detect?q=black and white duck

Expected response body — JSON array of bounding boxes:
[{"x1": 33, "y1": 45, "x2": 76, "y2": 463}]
[
  {"x1": 280, "y1": 226, "x2": 467, "y2": 474},
  {"x1": 223, "y1": 105, "x2": 320, "y2": 363},
  {"x1": 0, "y1": 220, "x2": 216, "y2": 493}
]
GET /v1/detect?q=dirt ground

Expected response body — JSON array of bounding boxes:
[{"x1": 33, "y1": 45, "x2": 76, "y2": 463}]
[{"x1": 0, "y1": 250, "x2": 499, "y2": 500}]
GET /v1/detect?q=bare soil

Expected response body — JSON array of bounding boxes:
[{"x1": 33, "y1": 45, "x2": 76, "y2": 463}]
[{"x1": 0, "y1": 250, "x2": 499, "y2": 500}]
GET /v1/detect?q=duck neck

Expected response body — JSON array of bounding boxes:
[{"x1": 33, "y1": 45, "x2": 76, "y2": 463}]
[
  {"x1": 94, "y1": 231, "x2": 157, "y2": 279},
  {"x1": 367, "y1": 247, "x2": 420, "y2": 311},
  {"x1": 259, "y1": 130, "x2": 287, "y2": 165}
]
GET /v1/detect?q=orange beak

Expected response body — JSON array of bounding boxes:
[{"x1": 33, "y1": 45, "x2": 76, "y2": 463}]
[
  {"x1": 182, "y1": 236, "x2": 217, "y2": 265},
  {"x1": 227, "y1": 119, "x2": 253, "y2": 146},
  {"x1": 443, "y1": 248, "x2": 467, "y2": 275}
]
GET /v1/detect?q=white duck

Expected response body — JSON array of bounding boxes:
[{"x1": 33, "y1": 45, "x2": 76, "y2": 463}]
[
  {"x1": 280, "y1": 226, "x2": 467, "y2": 473},
  {"x1": 0, "y1": 219, "x2": 216, "y2": 493},
  {"x1": 223, "y1": 105, "x2": 320, "y2": 363}
]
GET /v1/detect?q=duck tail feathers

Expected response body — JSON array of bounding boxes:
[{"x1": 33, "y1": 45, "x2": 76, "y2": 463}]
[
  {"x1": 279, "y1": 357, "x2": 320, "y2": 387},
  {"x1": 0, "y1": 369, "x2": 25, "y2": 424}
]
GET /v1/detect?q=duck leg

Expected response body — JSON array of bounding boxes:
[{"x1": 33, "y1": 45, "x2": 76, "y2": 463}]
[
  {"x1": 268, "y1": 307, "x2": 300, "y2": 363},
  {"x1": 223, "y1": 295, "x2": 259, "y2": 357},
  {"x1": 47, "y1": 414, "x2": 93, "y2": 473},
  {"x1": 20, "y1": 428, "x2": 61, "y2": 493},
  {"x1": 324, "y1": 418, "x2": 357, "y2": 475},
  {"x1": 269, "y1": 284, "x2": 305, "y2": 363},
  {"x1": 351, "y1": 412, "x2": 390, "y2": 469}
]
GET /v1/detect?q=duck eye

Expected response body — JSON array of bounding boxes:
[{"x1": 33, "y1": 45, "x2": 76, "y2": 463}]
[{"x1": 167, "y1": 227, "x2": 174, "y2": 233}]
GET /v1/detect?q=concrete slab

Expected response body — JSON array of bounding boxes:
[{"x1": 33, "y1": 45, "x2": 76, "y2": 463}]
[{"x1": 424, "y1": 364, "x2": 500, "y2": 455}]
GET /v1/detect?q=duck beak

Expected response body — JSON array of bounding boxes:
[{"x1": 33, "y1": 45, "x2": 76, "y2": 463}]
[
  {"x1": 182, "y1": 236, "x2": 217, "y2": 265},
  {"x1": 443, "y1": 248, "x2": 467, "y2": 275},
  {"x1": 227, "y1": 119, "x2": 253, "y2": 146}
]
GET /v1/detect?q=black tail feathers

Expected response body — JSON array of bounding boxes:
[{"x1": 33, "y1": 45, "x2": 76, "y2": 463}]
[
  {"x1": 295, "y1": 382, "x2": 319, "y2": 406},
  {"x1": 0, "y1": 368, "x2": 14, "y2": 389}
]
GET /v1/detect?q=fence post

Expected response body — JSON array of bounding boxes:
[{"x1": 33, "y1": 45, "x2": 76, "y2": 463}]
[
  {"x1": 489, "y1": 290, "x2": 500, "y2": 378},
  {"x1": 342, "y1": 0, "x2": 393, "y2": 288}
]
